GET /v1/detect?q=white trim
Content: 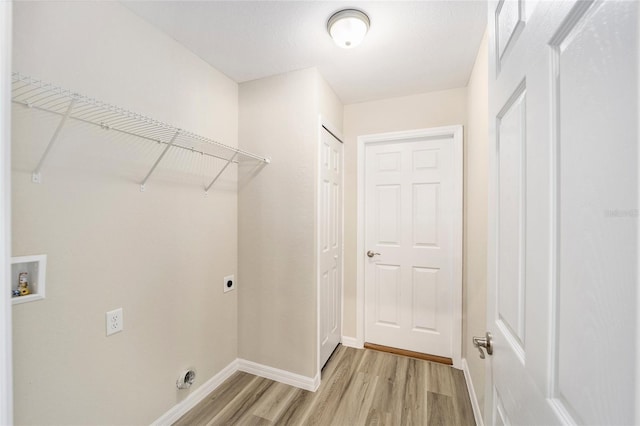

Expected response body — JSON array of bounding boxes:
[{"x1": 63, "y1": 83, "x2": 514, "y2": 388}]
[
  {"x1": 355, "y1": 125, "x2": 464, "y2": 367},
  {"x1": 237, "y1": 359, "x2": 320, "y2": 392},
  {"x1": 316, "y1": 117, "x2": 322, "y2": 381},
  {"x1": 0, "y1": 2, "x2": 12, "y2": 424},
  {"x1": 340, "y1": 336, "x2": 363, "y2": 349},
  {"x1": 152, "y1": 359, "x2": 239, "y2": 426},
  {"x1": 637, "y1": 6, "x2": 640, "y2": 424},
  {"x1": 462, "y1": 358, "x2": 485, "y2": 426}
]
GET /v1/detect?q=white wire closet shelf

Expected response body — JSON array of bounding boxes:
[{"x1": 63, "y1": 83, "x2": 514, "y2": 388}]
[{"x1": 11, "y1": 72, "x2": 270, "y2": 192}]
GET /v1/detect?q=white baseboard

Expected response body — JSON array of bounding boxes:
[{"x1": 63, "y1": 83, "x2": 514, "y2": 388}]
[
  {"x1": 152, "y1": 359, "x2": 239, "y2": 426},
  {"x1": 341, "y1": 336, "x2": 363, "y2": 349},
  {"x1": 462, "y1": 358, "x2": 484, "y2": 426},
  {"x1": 154, "y1": 358, "x2": 321, "y2": 423},
  {"x1": 237, "y1": 359, "x2": 320, "y2": 392}
]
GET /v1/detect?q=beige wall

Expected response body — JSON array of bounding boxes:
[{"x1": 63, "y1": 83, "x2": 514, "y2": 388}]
[
  {"x1": 342, "y1": 88, "x2": 468, "y2": 337},
  {"x1": 318, "y1": 73, "x2": 344, "y2": 132},
  {"x1": 463, "y1": 30, "x2": 489, "y2": 415},
  {"x1": 12, "y1": 3, "x2": 239, "y2": 424},
  {"x1": 238, "y1": 68, "x2": 342, "y2": 378}
]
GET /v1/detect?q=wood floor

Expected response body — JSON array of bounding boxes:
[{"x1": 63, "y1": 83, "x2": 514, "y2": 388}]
[{"x1": 174, "y1": 345, "x2": 475, "y2": 426}]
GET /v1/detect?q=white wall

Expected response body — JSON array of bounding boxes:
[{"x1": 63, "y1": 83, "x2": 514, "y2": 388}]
[
  {"x1": 12, "y1": 3, "x2": 239, "y2": 424},
  {"x1": 238, "y1": 68, "x2": 342, "y2": 379},
  {"x1": 463, "y1": 30, "x2": 489, "y2": 416},
  {"x1": 342, "y1": 88, "x2": 468, "y2": 337}
]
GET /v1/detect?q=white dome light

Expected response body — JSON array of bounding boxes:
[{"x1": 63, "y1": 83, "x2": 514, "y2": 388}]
[{"x1": 327, "y1": 9, "x2": 370, "y2": 49}]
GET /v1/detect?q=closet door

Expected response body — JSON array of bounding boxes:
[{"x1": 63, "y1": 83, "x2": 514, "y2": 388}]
[{"x1": 319, "y1": 126, "x2": 343, "y2": 369}]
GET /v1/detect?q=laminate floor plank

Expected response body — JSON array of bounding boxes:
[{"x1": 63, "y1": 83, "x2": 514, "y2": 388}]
[
  {"x1": 451, "y1": 368, "x2": 476, "y2": 426},
  {"x1": 399, "y1": 358, "x2": 428, "y2": 426},
  {"x1": 303, "y1": 345, "x2": 366, "y2": 426},
  {"x1": 250, "y1": 381, "x2": 298, "y2": 422},
  {"x1": 364, "y1": 351, "x2": 400, "y2": 426},
  {"x1": 427, "y1": 391, "x2": 456, "y2": 426},
  {"x1": 239, "y1": 414, "x2": 272, "y2": 426},
  {"x1": 388, "y1": 354, "x2": 410, "y2": 423},
  {"x1": 273, "y1": 388, "x2": 315, "y2": 426},
  {"x1": 173, "y1": 346, "x2": 476, "y2": 426},
  {"x1": 206, "y1": 377, "x2": 274, "y2": 426},
  {"x1": 173, "y1": 372, "x2": 256, "y2": 426},
  {"x1": 427, "y1": 361, "x2": 455, "y2": 396},
  {"x1": 331, "y1": 371, "x2": 379, "y2": 425}
]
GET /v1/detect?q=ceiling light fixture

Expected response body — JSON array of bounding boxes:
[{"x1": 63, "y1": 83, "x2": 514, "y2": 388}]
[{"x1": 327, "y1": 9, "x2": 370, "y2": 49}]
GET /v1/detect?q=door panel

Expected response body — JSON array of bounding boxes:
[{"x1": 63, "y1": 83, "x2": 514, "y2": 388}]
[
  {"x1": 411, "y1": 267, "x2": 438, "y2": 331},
  {"x1": 413, "y1": 183, "x2": 439, "y2": 246},
  {"x1": 554, "y1": 2, "x2": 637, "y2": 423},
  {"x1": 319, "y1": 128, "x2": 343, "y2": 369},
  {"x1": 364, "y1": 135, "x2": 459, "y2": 358},
  {"x1": 374, "y1": 264, "x2": 401, "y2": 326},
  {"x1": 497, "y1": 87, "x2": 526, "y2": 355},
  {"x1": 376, "y1": 184, "x2": 401, "y2": 245},
  {"x1": 486, "y1": 1, "x2": 638, "y2": 424}
]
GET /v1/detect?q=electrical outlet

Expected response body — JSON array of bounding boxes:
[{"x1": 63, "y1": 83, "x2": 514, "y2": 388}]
[
  {"x1": 223, "y1": 275, "x2": 235, "y2": 293},
  {"x1": 106, "y1": 308, "x2": 123, "y2": 336}
]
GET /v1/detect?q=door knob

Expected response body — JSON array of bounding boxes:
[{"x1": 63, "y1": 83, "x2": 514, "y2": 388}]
[
  {"x1": 366, "y1": 250, "x2": 381, "y2": 258},
  {"x1": 472, "y1": 332, "x2": 493, "y2": 359}
]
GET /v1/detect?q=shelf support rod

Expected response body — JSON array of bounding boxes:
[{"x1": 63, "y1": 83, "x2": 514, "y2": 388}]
[
  {"x1": 32, "y1": 99, "x2": 76, "y2": 184},
  {"x1": 205, "y1": 152, "x2": 238, "y2": 193},
  {"x1": 140, "y1": 130, "x2": 180, "y2": 192}
]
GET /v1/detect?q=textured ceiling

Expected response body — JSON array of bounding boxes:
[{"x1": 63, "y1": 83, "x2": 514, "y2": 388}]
[{"x1": 123, "y1": 1, "x2": 487, "y2": 104}]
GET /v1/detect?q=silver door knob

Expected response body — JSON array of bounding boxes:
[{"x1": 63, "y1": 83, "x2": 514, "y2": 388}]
[
  {"x1": 366, "y1": 250, "x2": 381, "y2": 258},
  {"x1": 472, "y1": 332, "x2": 493, "y2": 359}
]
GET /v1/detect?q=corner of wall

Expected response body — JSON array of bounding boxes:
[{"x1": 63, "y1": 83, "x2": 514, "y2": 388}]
[
  {"x1": 238, "y1": 68, "x2": 323, "y2": 379},
  {"x1": 462, "y1": 24, "x2": 489, "y2": 420}
]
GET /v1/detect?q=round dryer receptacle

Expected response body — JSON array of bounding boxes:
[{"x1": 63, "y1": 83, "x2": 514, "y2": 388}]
[{"x1": 176, "y1": 369, "x2": 196, "y2": 389}]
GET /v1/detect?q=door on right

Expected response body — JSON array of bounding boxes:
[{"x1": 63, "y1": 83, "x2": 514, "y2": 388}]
[{"x1": 486, "y1": 1, "x2": 638, "y2": 424}]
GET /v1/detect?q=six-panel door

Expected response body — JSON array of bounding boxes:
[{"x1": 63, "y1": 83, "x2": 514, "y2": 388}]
[
  {"x1": 486, "y1": 1, "x2": 638, "y2": 424},
  {"x1": 364, "y1": 136, "x2": 455, "y2": 358}
]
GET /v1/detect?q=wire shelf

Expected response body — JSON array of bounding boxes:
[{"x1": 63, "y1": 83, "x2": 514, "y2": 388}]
[{"x1": 11, "y1": 72, "x2": 270, "y2": 191}]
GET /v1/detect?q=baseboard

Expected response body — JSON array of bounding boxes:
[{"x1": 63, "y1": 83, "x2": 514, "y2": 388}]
[
  {"x1": 237, "y1": 359, "x2": 320, "y2": 392},
  {"x1": 153, "y1": 358, "x2": 320, "y2": 423},
  {"x1": 152, "y1": 359, "x2": 239, "y2": 425},
  {"x1": 341, "y1": 336, "x2": 363, "y2": 348},
  {"x1": 462, "y1": 358, "x2": 484, "y2": 426}
]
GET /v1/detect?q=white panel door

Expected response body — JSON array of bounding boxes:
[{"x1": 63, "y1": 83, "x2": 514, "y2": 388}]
[
  {"x1": 364, "y1": 132, "x2": 460, "y2": 358},
  {"x1": 319, "y1": 127, "x2": 342, "y2": 369},
  {"x1": 486, "y1": 1, "x2": 638, "y2": 424}
]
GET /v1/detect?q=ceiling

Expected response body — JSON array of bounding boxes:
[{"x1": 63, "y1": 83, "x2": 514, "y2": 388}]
[{"x1": 123, "y1": 1, "x2": 487, "y2": 104}]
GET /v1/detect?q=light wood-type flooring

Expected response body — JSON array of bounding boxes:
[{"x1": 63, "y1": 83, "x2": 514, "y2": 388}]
[{"x1": 174, "y1": 345, "x2": 476, "y2": 426}]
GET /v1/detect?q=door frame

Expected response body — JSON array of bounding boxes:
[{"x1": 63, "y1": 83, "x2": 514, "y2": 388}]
[
  {"x1": 316, "y1": 115, "x2": 345, "y2": 379},
  {"x1": 0, "y1": 1, "x2": 13, "y2": 423},
  {"x1": 355, "y1": 125, "x2": 463, "y2": 368}
]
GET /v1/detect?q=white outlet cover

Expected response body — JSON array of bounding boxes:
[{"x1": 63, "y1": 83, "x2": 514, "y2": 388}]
[
  {"x1": 106, "y1": 308, "x2": 123, "y2": 336},
  {"x1": 223, "y1": 275, "x2": 235, "y2": 293}
]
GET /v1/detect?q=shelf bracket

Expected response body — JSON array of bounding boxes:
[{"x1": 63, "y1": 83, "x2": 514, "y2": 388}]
[
  {"x1": 205, "y1": 152, "x2": 238, "y2": 194},
  {"x1": 140, "y1": 130, "x2": 181, "y2": 192},
  {"x1": 32, "y1": 99, "x2": 76, "y2": 184}
]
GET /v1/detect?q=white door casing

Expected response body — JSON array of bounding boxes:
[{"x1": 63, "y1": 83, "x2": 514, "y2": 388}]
[
  {"x1": 0, "y1": 2, "x2": 12, "y2": 424},
  {"x1": 486, "y1": 1, "x2": 638, "y2": 425},
  {"x1": 318, "y1": 123, "x2": 343, "y2": 370},
  {"x1": 357, "y1": 126, "x2": 462, "y2": 365}
]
